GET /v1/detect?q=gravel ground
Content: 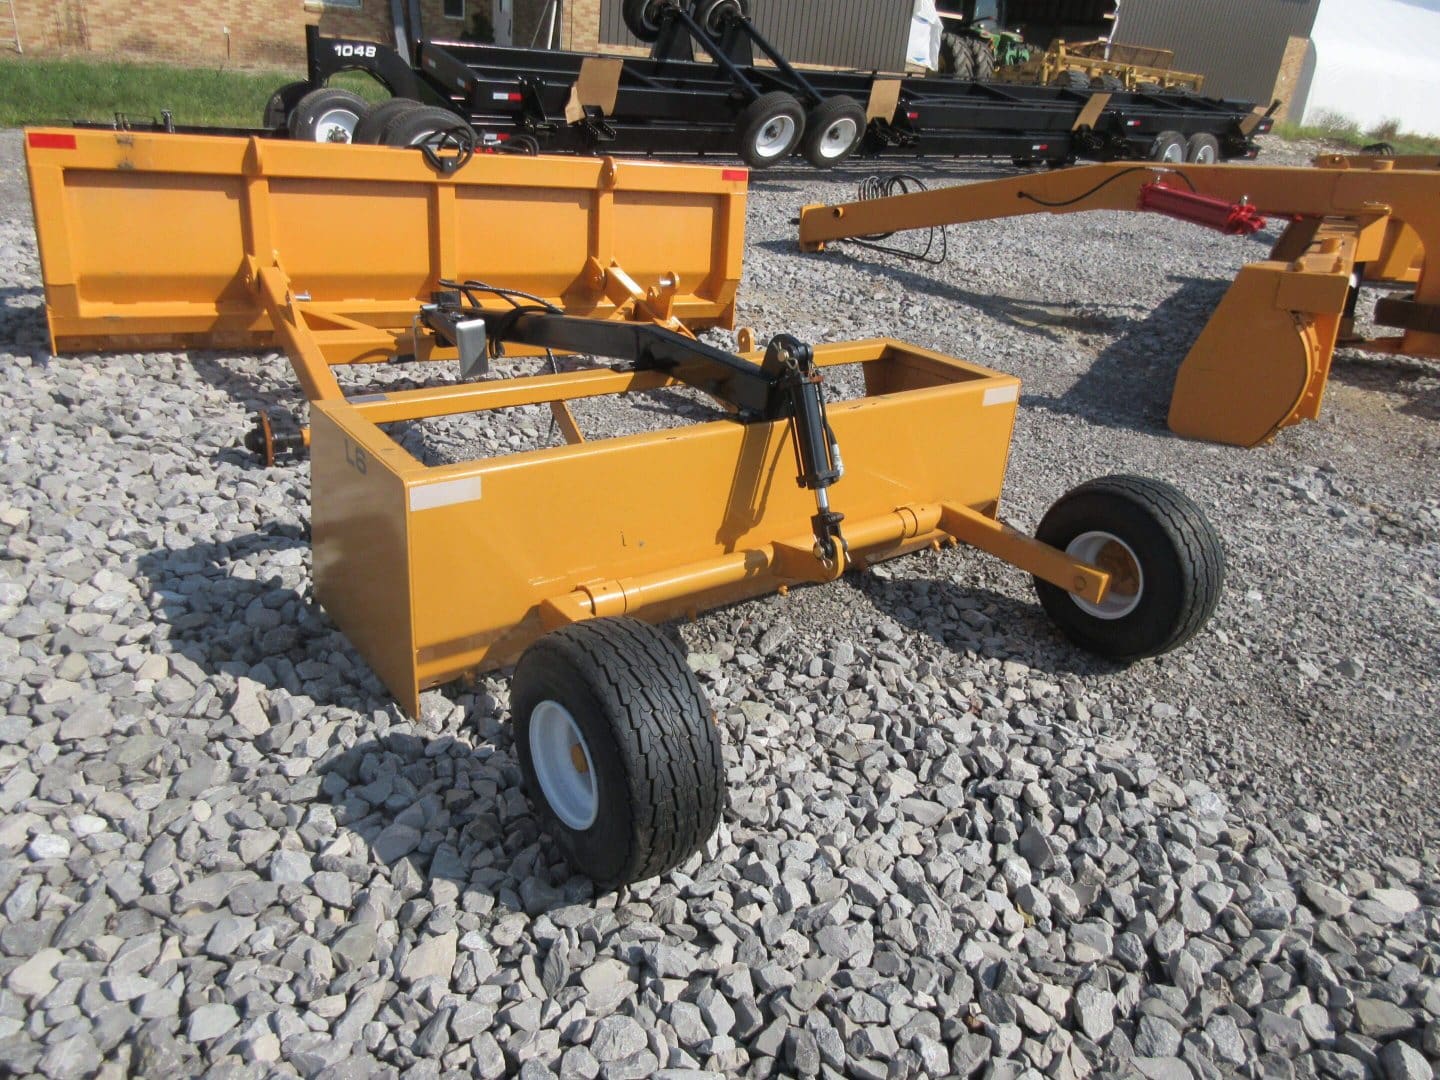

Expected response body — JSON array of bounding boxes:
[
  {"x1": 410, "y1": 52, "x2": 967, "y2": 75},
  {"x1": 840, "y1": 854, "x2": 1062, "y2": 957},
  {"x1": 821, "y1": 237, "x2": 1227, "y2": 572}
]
[{"x1": 0, "y1": 127, "x2": 1437, "y2": 1079}]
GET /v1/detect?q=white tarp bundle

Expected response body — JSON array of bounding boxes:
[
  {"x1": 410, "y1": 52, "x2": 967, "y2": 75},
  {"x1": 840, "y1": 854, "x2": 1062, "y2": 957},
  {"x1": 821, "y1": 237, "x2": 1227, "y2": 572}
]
[{"x1": 908, "y1": 0, "x2": 942, "y2": 69}]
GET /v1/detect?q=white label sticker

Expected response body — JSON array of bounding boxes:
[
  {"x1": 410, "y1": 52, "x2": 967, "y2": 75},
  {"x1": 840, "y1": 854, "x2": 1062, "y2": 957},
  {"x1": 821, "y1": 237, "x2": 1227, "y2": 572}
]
[
  {"x1": 983, "y1": 385, "x2": 1019, "y2": 407},
  {"x1": 409, "y1": 477, "x2": 482, "y2": 511}
]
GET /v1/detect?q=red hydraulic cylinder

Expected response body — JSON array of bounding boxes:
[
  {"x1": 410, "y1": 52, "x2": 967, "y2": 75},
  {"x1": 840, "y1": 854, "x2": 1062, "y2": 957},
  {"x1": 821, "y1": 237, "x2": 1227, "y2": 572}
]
[{"x1": 1137, "y1": 181, "x2": 1268, "y2": 236}]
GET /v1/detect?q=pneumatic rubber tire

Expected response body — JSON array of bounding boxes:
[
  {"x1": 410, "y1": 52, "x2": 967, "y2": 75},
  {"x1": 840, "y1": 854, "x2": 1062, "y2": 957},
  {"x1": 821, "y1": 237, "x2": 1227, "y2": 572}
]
[
  {"x1": 696, "y1": 0, "x2": 750, "y2": 36},
  {"x1": 512, "y1": 617, "x2": 726, "y2": 887},
  {"x1": 1150, "y1": 129, "x2": 1187, "y2": 163},
  {"x1": 264, "y1": 80, "x2": 310, "y2": 130},
  {"x1": 622, "y1": 0, "x2": 670, "y2": 42},
  {"x1": 1033, "y1": 475, "x2": 1223, "y2": 660},
  {"x1": 940, "y1": 32, "x2": 974, "y2": 79},
  {"x1": 1052, "y1": 70, "x2": 1089, "y2": 91},
  {"x1": 353, "y1": 97, "x2": 423, "y2": 144},
  {"x1": 801, "y1": 95, "x2": 866, "y2": 168},
  {"x1": 381, "y1": 105, "x2": 475, "y2": 147},
  {"x1": 735, "y1": 91, "x2": 805, "y2": 168},
  {"x1": 1185, "y1": 132, "x2": 1220, "y2": 164},
  {"x1": 288, "y1": 87, "x2": 369, "y2": 143},
  {"x1": 969, "y1": 39, "x2": 995, "y2": 82}
]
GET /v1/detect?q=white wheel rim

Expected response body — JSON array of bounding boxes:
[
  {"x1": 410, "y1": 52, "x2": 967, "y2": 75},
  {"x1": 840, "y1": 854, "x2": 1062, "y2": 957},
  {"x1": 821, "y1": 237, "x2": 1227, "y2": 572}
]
[
  {"x1": 1194, "y1": 143, "x2": 1216, "y2": 163},
  {"x1": 408, "y1": 127, "x2": 456, "y2": 149},
  {"x1": 819, "y1": 117, "x2": 858, "y2": 159},
  {"x1": 1161, "y1": 140, "x2": 1184, "y2": 163},
  {"x1": 706, "y1": 0, "x2": 739, "y2": 33},
  {"x1": 1066, "y1": 531, "x2": 1144, "y2": 620},
  {"x1": 315, "y1": 107, "x2": 359, "y2": 142},
  {"x1": 754, "y1": 114, "x2": 796, "y2": 159},
  {"x1": 529, "y1": 701, "x2": 599, "y2": 831}
]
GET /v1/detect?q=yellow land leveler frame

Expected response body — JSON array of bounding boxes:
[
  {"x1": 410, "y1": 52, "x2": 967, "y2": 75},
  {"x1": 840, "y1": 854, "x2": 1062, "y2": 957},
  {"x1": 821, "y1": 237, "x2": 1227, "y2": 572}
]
[
  {"x1": 799, "y1": 158, "x2": 1440, "y2": 448},
  {"x1": 26, "y1": 128, "x2": 1225, "y2": 886}
]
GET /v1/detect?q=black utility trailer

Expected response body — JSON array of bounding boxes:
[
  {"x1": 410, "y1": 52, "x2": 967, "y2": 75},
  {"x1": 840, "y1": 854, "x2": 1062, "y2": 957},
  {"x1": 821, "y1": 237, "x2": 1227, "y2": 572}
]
[{"x1": 276, "y1": 0, "x2": 1274, "y2": 170}]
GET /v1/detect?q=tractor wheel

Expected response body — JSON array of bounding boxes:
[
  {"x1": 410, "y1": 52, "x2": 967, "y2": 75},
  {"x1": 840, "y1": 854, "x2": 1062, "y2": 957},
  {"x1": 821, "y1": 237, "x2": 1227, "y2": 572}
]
[
  {"x1": 696, "y1": 0, "x2": 750, "y2": 37},
  {"x1": 263, "y1": 80, "x2": 310, "y2": 130},
  {"x1": 1150, "y1": 129, "x2": 1186, "y2": 163},
  {"x1": 382, "y1": 105, "x2": 475, "y2": 148},
  {"x1": 1096, "y1": 75, "x2": 1124, "y2": 92},
  {"x1": 940, "y1": 32, "x2": 975, "y2": 78},
  {"x1": 353, "y1": 97, "x2": 423, "y2": 144},
  {"x1": 1051, "y1": 69, "x2": 1089, "y2": 91},
  {"x1": 512, "y1": 617, "x2": 725, "y2": 887},
  {"x1": 1033, "y1": 476, "x2": 1223, "y2": 661},
  {"x1": 1185, "y1": 132, "x2": 1220, "y2": 164},
  {"x1": 622, "y1": 0, "x2": 671, "y2": 42},
  {"x1": 735, "y1": 91, "x2": 805, "y2": 168},
  {"x1": 801, "y1": 95, "x2": 866, "y2": 168},
  {"x1": 288, "y1": 87, "x2": 369, "y2": 143},
  {"x1": 969, "y1": 39, "x2": 995, "y2": 82}
]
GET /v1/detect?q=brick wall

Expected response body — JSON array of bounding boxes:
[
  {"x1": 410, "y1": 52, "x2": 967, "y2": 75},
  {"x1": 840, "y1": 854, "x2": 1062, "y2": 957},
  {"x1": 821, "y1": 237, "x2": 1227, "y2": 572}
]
[
  {"x1": 561, "y1": 0, "x2": 601, "y2": 51},
  {"x1": 7, "y1": 0, "x2": 553, "y2": 67}
]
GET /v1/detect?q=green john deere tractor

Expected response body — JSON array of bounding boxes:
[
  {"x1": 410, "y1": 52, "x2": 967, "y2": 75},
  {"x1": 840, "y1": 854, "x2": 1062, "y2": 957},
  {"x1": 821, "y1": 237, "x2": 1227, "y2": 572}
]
[{"x1": 937, "y1": 0, "x2": 1031, "y2": 81}]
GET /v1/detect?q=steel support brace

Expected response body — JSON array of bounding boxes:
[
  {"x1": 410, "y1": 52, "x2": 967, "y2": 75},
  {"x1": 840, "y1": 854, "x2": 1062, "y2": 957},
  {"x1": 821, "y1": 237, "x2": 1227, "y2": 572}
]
[{"x1": 252, "y1": 262, "x2": 345, "y2": 403}]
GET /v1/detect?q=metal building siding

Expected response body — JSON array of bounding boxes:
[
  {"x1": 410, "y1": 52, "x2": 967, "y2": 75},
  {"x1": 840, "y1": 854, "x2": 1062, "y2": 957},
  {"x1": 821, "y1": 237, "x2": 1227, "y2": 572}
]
[
  {"x1": 599, "y1": 0, "x2": 915, "y2": 71},
  {"x1": 1111, "y1": 0, "x2": 1321, "y2": 104}
]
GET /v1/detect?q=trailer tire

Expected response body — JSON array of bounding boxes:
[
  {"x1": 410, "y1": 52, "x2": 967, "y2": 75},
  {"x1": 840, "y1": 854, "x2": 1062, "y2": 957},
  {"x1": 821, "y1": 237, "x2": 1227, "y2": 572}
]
[
  {"x1": 382, "y1": 105, "x2": 476, "y2": 147},
  {"x1": 288, "y1": 87, "x2": 369, "y2": 143},
  {"x1": 1033, "y1": 475, "x2": 1223, "y2": 661},
  {"x1": 801, "y1": 96, "x2": 866, "y2": 168},
  {"x1": 1185, "y1": 132, "x2": 1220, "y2": 164},
  {"x1": 969, "y1": 39, "x2": 995, "y2": 82},
  {"x1": 512, "y1": 617, "x2": 725, "y2": 887},
  {"x1": 940, "y1": 32, "x2": 975, "y2": 78},
  {"x1": 264, "y1": 80, "x2": 310, "y2": 130},
  {"x1": 353, "y1": 97, "x2": 423, "y2": 144},
  {"x1": 736, "y1": 91, "x2": 805, "y2": 168},
  {"x1": 696, "y1": 0, "x2": 749, "y2": 36},
  {"x1": 622, "y1": 0, "x2": 671, "y2": 42},
  {"x1": 1150, "y1": 129, "x2": 1186, "y2": 163}
]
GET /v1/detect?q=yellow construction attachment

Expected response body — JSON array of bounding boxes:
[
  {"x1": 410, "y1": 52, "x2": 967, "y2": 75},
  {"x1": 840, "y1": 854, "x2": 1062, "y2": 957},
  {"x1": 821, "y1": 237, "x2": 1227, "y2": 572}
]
[
  {"x1": 25, "y1": 127, "x2": 746, "y2": 401},
  {"x1": 1000, "y1": 39, "x2": 1205, "y2": 93},
  {"x1": 312, "y1": 340, "x2": 1066, "y2": 715},
  {"x1": 24, "y1": 128, "x2": 1231, "y2": 886},
  {"x1": 798, "y1": 160, "x2": 1440, "y2": 448}
]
